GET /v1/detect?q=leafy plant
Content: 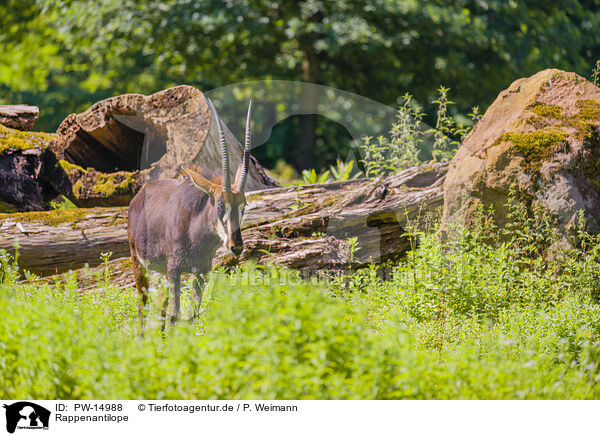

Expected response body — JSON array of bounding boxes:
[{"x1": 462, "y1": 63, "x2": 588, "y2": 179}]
[
  {"x1": 360, "y1": 93, "x2": 425, "y2": 177},
  {"x1": 2, "y1": 194, "x2": 600, "y2": 399},
  {"x1": 428, "y1": 86, "x2": 461, "y2": 162},
  {"x1": 593, "y1": 60, "x2": 600, "y2": 87},
  {"x1": 50, "y1": 196, "x2": 78, "y2": 210},
  {"x1": 360, "y1": 89, "x2": 476, "y2": 177},
  {"x1": 469, "y1": 106, "x2": 482, "y2": 124},
  {"x1": 329, "y1": 159, "x2": 360, "y2": 181},
  {"x1": 301, "y1": 168, "x2": 330, "y2": 184}
]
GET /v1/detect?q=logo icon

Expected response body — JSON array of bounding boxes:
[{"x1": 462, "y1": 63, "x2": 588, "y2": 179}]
[{"x1": 3, "y1": 402, "x2": 50, "y2": 434}]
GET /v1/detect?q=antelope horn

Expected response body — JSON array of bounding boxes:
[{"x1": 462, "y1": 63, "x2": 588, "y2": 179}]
[
  {"x1": 206, "y1": 97, "x2": 231, "y2": 193},
  {"x1": 237, "y1": 99, "x2": 252, "y2": 192}
]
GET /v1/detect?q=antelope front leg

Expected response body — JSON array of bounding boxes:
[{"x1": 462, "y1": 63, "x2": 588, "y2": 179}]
[
  {"x1": 160, "y1": 265, "x2": 182, "y2": 331},
  {"x1": 167, "y1": 265, "x2": 182, "y2": 327},
  {"x1": 188, "y1": 273, "x2": 206, "y2": 321}
]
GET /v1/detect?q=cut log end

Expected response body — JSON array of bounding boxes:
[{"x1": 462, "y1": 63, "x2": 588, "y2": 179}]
[
  {"x1": 53, "y1": 86, "x2": 279, "y2": 191},
  {"x1": 0, "y1": 105, "x2": 40, "y2": 131}
]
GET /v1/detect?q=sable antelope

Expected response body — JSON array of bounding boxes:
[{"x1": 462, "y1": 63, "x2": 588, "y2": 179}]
[{"x1": 128, "y1": 98, "x2": 252, "y2": 330}]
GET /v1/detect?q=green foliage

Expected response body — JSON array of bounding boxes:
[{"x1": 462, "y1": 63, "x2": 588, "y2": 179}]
[
  {"x1": 360, "y1": 93, "x2": 425, "y2": 177},
  {"x1": 468, "y1": 106, "x2": 482, "y2": 124},
  {"x1": 266, "y1": 160, "x2": 299, "y2": 187},
  {"x1": 593, "y1": 60, "x2": 600, "y2": 87},
  {"x1": 428, "y1": 86, "x2": 461, "y2": 162},
  {"x1": 2, "y1": 195, "x2": 600, "y2": 399},
  {"x1": 301, "y1": 168, "x2": 330, "y2": 184},
  {"x1": 50, "y1": 196, "x2": 77, "y2": 210},
  {"x1": 360, "y1": 89, "x2": 473, "y2": 177},
  {"x1": 2, "y1": 0, "x2": 600, "y2": 172},
  {"x1": 329, "y1": 159, "x2": 360, "y2": 181}
]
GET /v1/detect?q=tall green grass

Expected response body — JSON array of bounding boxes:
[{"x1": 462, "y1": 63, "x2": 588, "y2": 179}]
[{"x1": 1, "y1": 208, "x2": 599, "y2": 398}]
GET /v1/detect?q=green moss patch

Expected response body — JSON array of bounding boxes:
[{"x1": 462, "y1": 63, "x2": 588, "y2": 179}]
[
  {"x1": 70, "y1": 170, "x2": 139, "y2": 202},
  {"x1": 529, "y1": 103, "x2": 563, "y2": 119},
  {"x1": 560, "y1": 99, "x2": 600, "y2": 141},
  {"x1": 575, "y1": 99, "x2": 600, "y2": 119},
  {"x1": 0, "y1": 208, "x2": 93, "y2": 226},
  {"x1": 582, "y1": 149, "x2": 600, "y2": 191},
  {"x1": 563, "y1": 100, "x2": 600, "y2": 141},
  {"x1": 0, "y1": 124, "x2": 55, "y2": 154},
  {"x1": 527, "y1": 99, "x2": 600, "y2": 141},
  {"x1": 57, "y1": 160, "x2": 86, "y2": 177},
  {"x1": 498, "y1": 130, "x2": 567, "y2": 173},
  {"x1": 72, "y1": 180, "x2": 85, "y2": 199},
  {"x1": 93, "y1": 173, "x2": 137, "y2": 197}
]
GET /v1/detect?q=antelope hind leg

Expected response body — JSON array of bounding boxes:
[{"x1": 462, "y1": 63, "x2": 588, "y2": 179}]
[
  {"x1": 131, "y1": 251, "x2": 150, "y2": 335},
  {"x1": 188, "y1": 273, "x2": 206, "y2": 321}
]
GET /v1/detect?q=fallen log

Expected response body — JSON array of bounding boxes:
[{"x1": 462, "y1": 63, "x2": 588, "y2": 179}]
[
  {"x1": 0, "y1": 163, "x2": 447, "y2": 277},
  {"x1": 54, "y1": 85, "x2": 279, "y2": 191},
  {"x1": 0, "y1": 105, "x2": 39, "y2": 131},
  {"x1": 0, "y1": 207, "x2": 129, "y2": 276},
  {"x1": 215, "y1": 162, "x2": 447, "y2": 274}
]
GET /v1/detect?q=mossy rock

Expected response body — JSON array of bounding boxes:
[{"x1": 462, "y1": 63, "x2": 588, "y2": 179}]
[
  {"x1": 529, "y1": 103, "x2": 563, "y2": 119},
  {"x1": 0, "y1": 126, "x2": 143, "y2": 210},
  {"x1": 92, "y1": 172, "x2": 137, "y2": 197},
  {"x1": 526, "y1": 99, "x2": 600, "y2": 141},
  {"x1": 57, "y1": 159, "x2": 86, "y2": 179},
  {"x1": 443, "y1": 68, "x2": 600, "y2": 243}
]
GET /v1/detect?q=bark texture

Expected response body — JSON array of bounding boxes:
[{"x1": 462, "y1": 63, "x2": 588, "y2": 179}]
[
  {"x1": 0, "y1": 207, "x2": 129, "y2": 276},
  {"x1": 1, "y1": 163, "x2": 446, "y2": 276}
]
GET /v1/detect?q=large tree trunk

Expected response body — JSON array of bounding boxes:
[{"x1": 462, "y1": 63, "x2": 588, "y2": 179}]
[
  {"x1": 53, "y1": 85, "x2": 278, "y2": 191},
  {"x1": 0, "y1": 163, "x2": 447, "y2": 277}
]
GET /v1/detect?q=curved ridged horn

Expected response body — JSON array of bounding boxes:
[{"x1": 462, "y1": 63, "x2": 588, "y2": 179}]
[
  {"x1": 206, "y1": 97, "x2": 231, "y2": 193},
  {"x1": 237, "y1": 100, "x2": 252, "y2": 192}
]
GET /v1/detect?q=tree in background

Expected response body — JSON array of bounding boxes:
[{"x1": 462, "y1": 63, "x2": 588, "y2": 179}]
[{"x1": 1, "y1": 0, "x2": 599, "y2": 171}]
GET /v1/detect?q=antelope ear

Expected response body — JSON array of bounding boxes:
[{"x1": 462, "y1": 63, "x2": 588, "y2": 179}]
[
  {"x1": 233, "y1": 163, "x2": 244, "y2": 191},
  {"x1": 179, "y1": 166, "x2": 218, "y2": 197}
]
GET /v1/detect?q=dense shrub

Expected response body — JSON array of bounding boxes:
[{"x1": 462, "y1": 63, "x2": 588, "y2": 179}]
[{"x1": 1, "y1": 200, "x2": 600, "y2": 398}]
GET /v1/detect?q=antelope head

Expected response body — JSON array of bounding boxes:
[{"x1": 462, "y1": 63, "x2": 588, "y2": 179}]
[{"x1": 179, "y1": 98, "x2": 252, "y2": 256}]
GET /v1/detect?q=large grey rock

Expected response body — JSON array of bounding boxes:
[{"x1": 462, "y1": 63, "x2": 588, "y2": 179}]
[{"x1": 442, "y1": 69, "x2": 600, "y2": 244}]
